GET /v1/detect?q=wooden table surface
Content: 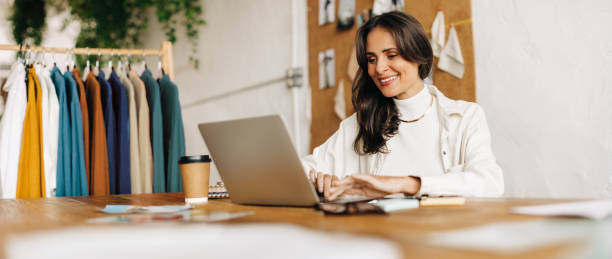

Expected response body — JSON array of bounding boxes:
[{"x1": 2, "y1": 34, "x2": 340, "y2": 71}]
[{"x1": 0, "y1": 193, "x2": 592, "y2": 258}]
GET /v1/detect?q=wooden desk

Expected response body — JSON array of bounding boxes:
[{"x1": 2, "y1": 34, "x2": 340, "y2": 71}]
[{"x1": 0, "y1": 194, "x2": 589, "y2": 258}]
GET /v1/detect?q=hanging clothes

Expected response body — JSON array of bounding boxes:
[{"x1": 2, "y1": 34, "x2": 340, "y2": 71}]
[
  {"x1": 72, "y1": 68, "x2": 90, "y2": 186},
  {"x1": 16, "y1": 67, "x2": 45, "y2": 198},
  {"x1": 109, "y1": 71, "x2": 131, "y2": 194},
  {"x1": 36, "y1": 65, "x2": 59, "y2": 197},
  {"x1": 141, "y1": 69, "x2": 165, "y2": 193},
  {"x1": 51, "y1": 67, "x2": 71, "y2": 197},
  {"x1": 129, "y1": 70, "x2": 153, "y2": 193},
  {"x1": 85, "y1": 72, "x2": 109, "y2": 196},
  {"x1": 63, "y1": 71, "x2": 88, "y2": 196},
  {"x1": 159, "y1": 74, "x2": 185, "y2": 192},
  {"x1": 119, "y1": 71, "x2": 141, "y2": 193},
  {"x1": 0, "y1": 61, "x2": 27, "y2": 199},
  {"x1": 98, "y1": 71, "x2": 118, "y2": 194}
]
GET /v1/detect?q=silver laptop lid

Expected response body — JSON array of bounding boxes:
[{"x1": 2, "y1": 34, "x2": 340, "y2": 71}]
[{"x1": 198, "y1": 115, "x2": 319, "y2": 207}]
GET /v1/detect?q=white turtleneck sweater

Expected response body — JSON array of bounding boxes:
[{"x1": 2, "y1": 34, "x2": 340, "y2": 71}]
[{"x1": 382, "y1": 86, "x2": 445, "y2": 177}]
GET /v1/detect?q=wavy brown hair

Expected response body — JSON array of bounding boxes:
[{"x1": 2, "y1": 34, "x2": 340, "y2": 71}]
[{"x1": 352, "y1": 11, "x2": 433, "y2": 154}]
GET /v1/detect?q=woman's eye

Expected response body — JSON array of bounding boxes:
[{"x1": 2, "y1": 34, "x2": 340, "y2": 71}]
[
  {"x1": 367, "y1": 58, "x2": 376, "y2": 63},
  {"x1": 388, "y1": 54, "x2": 397, "y2": 59}
]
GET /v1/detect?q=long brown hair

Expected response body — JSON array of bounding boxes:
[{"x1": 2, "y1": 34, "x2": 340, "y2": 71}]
[{"x1": 352, "y1": 11, "x2": 433, "y2": 154}]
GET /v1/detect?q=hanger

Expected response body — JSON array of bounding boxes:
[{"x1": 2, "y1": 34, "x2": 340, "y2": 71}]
[
  {"x1": 86, "y1": 47, "x2": 91, "y2": 71},
  {"x1": 109, "y1": 51, "x2": 114, "y2": 72},
  {"x1": 127, "y1": 51, "x2": 132, "y2": 72},
  {"x1": 95, "y1": 49, "x2": 100, "y2": 76}
]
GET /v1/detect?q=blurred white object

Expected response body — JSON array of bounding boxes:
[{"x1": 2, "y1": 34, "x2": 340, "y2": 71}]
[
  {"x1": 430, "y1": 11, "x2": 445, "y2": 57},
  {"x1": 429, "y1": 219, "x2": 591, "y2": 254},
  {"x1": 511, "y1": 200, "x2": 612, "y2": 220},
  {"x1": 438, "y1": 26, "x2": 464, "y2": 79},
  {"x1": 6, "y1": 223, "x2": 401, "y2": 259}
]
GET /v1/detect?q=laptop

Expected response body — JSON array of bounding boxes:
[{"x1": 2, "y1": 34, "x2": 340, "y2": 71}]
[{"x1": 198, "y1": 115, "x2": 320, "y2": 206}]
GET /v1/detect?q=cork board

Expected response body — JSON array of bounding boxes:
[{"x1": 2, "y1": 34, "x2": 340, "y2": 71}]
[{"x1": 307, "y1": 0, "x2": 475, "y2": 151}]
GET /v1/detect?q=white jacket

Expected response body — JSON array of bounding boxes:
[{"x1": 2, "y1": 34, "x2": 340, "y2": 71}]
[
  {"x1": 0, "y1": 62, "x2": 27, "y2": 198},
  {"x1": 302, "y1": 85, "x2": 504, "y2": 197}
]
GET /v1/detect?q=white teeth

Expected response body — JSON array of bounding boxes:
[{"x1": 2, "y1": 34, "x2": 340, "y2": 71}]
[{"x1": 380, "y1": 76, "x2": 397, "y2": 83}]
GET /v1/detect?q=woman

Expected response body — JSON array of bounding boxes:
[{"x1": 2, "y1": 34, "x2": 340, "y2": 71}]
[{"x1": 302, "y1": 11, "x2": 503, "y2": 201}]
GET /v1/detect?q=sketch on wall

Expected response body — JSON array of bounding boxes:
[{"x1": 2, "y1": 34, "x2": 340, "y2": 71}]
[
  {"x1": 318, "y1": 48, "x2": 335, "y2": 89},
  {"x1": 337, "y1": 0, "x2": 355, "y2": 30},
  {"x1": 319, "y1": 0, "x2": 336, "y2": 26}
]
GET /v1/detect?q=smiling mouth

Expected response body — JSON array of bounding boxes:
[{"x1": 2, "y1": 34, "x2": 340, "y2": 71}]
[{"x1": 379, "y1": 75, "x2": 398, "y2": 86}]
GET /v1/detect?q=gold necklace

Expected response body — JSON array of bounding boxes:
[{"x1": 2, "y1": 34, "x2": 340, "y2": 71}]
[{"x1": 400, "y1": 94, "x2": 434, "y2": 123}]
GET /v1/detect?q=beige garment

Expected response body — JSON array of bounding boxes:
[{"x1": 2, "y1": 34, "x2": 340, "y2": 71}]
[
  {"x1": 119, "y1": 72, "x2": 142, "y2": 194},
  {"x1": 129, "y1": 70, "x2": 153, "y2": 193}
]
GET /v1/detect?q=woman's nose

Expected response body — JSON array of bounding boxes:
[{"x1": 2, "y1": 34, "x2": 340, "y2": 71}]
[{"x1": 375, "y1": 59, "x2": 388, "y2": 74}]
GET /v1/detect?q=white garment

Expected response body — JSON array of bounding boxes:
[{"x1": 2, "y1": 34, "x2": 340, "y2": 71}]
[
  {"x1": 381, "y1": 87, "x2": 445, "y2": 178},
  {"x1": 438, "y1": 26, "x2": 465, "y2": 79},
  {"x1": 38, "y1": 67, "x2": 59, "y2": 197},
  {"x1": 0, "y1": 61, "x2": 27, "y2": 198},
  {"x1": 431, "y1": 10, "x2": 445, "y2": 57},
  {"x1": 302, "y1": 85, "x2": 504, "y2": 197}
]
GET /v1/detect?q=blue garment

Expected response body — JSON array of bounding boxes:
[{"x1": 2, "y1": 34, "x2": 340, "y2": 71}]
[
  {"x1": 98, "y1": 71, "x2": 117, "y2": 195},
  {"x1": 159, "y1": 75, "x2": 185, "y2": 192},
  {"x1": 108, "y1": 71, "x2": 131, "y2": 194},
  {"x1": 50, "y1": 67, "x2": 70, "y2": 197},
  {"x1": 63, "y1": 72, "x2": 88, "y2": 196},
  {"x1": 140, "y1": 70, "x2": 165, "y2": 193}
]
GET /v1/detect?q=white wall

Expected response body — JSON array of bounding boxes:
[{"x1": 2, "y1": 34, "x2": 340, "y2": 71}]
[
  {"x1": 472, "y1": 0, "x2": 612, "y2": 198},
  {"x1": 139, "y1": 0, "x2": 310, "y2": 185}
]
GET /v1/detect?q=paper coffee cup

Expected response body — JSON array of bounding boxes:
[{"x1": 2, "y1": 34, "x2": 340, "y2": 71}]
[{"x1": 178, "y1": 155, "x2": 212, "y2": 205}]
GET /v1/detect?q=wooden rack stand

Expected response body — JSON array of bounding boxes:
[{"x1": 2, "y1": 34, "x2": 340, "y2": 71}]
[{"x1": 0, "y1": 41, "x2": 174, "y2": 80}]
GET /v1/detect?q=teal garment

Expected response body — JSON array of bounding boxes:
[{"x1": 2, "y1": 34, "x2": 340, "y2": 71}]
[
  {"x1": 158, "y1": 74, "x2": 185, "y2": 192},
  {"x1": 50, "y1": 67, "x2": 70, "y2": 196},
  {"x1": 140, "y1": 70, "x2": 165, "y2": 193},
  {"x1": 63, "y1": 72, "x2": 88, "y2": 196}
]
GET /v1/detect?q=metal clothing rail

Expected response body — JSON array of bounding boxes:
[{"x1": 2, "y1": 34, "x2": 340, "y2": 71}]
[{"x1": 0, "y1": 41, "x2": 174, "y2": 80}]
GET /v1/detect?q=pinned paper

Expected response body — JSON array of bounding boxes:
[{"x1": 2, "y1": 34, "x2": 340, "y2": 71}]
[
  {"x1": 372, "y1": 0, "x2": 404, "y2": 16},
  {"x1": 430, "y1": 11, "x2": 445, "y2": 57},
  {"x1": 347, "y1": 45, "x2": 359, "y2": 81},
  {"x1": 437, "y1": 26, "x2": 464, "y2": 79},
  {"x1": 334, "y1": 80, "x2": 347, "y2": 119}
]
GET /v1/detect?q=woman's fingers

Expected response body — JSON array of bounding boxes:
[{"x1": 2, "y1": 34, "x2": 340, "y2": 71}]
[
  {"x1": 316, "y1": 172, "x2": 325, "y2": 193},
  {"x1": 323, "y1": 174, "x2": 333, "y2": 199},
  {"x1": 308, "y1": 170, "x2": 316, "y2": 184}
]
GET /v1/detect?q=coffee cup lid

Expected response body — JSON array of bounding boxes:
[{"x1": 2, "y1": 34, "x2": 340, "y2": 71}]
[{"x1": 178, "y1": 155, "x2": 211, "y2": 164}]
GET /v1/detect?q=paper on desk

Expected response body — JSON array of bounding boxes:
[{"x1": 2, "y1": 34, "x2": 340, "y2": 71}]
[
  {"x1": 88, "y1": 211, "x2": 253, "y2": 224},
  {"x1": 5, "y1": 223, "x2": 401, "y2": 259},
  {"x1": 100, "y1": 205, "x2": 192, "y2": 214},
  {"x1": 511, "y1": 200, "x2": 612, "y2": 220},
  {"x1": 428, "y1": 219, "x2": 592, "y2": 254}
]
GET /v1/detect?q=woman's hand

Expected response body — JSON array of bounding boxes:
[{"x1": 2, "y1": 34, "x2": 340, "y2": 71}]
[
  {"x1": 326, "y1": 174, "x2": 421, "y2": 201},
  {"x1": 308, "y1": 170, "x2": 340, "y2": 200}
]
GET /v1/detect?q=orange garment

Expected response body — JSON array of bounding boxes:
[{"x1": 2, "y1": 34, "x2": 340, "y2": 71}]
[
  {"x1": 85, "y1": 71, "x2": 110, "y2": 195},
  {"x1": 73, "y1": 68, "x2": 90, "y2": 185},
  {"x1": 16, "y1": 67, "x2": 45, "y2": 198}
]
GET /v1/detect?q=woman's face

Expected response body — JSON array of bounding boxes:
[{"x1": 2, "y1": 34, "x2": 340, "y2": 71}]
[{"x1": 366, "y1": 26, "x2": 423, "y2": 99}]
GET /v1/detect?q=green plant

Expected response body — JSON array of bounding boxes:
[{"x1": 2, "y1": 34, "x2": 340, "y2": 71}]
[
  {"x1": 9, "y1": 0, "x2": 205, "y2": 68},
  {"x1": 10, "y1": 0, "x2": 46, "y2": 45}
]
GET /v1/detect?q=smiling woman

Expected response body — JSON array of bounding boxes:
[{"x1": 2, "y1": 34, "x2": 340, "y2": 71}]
[{"x1": 302, "y1": 11, "x2": 504, "y2": 201}]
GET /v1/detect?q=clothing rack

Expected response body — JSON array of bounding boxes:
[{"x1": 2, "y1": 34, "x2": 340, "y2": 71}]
[{"x1": 0, "y1": 41, "x2": 174, "y2": 80}]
